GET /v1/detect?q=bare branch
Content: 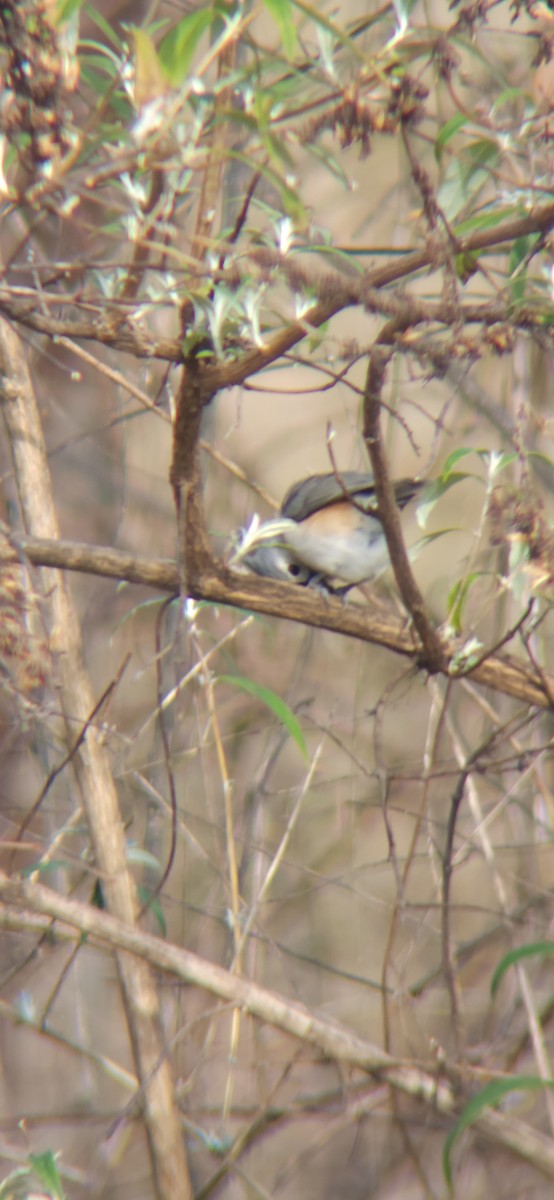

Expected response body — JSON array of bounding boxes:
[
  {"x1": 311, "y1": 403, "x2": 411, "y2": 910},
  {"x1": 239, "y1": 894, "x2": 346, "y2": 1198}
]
[
  {"x1": 0, "y1": 319, "x2": 193, "y2": 1200},
  {"x1": 3, "y1": 872, "x2": 554, "y2": 1180},
  {"x1": 363, "y1": 345, "x2": 445, "y2": 673},
  {"x1": 4, "y1": 532, "x2": 552, "y2": 710}
]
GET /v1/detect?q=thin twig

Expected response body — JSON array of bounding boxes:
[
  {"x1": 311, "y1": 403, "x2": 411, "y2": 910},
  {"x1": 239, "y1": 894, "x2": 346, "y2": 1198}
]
[
  {"x1": 9, "y1": 654, "x2": 130, "y2": 868},
  {"x1": 451, "y1": 597, "x2": 536, "y2": 678}
]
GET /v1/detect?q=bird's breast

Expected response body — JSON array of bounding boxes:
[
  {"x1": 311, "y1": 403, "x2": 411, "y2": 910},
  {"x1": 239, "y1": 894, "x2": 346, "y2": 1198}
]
[{"x1": 284, "y1": 504, "x2": 389, "y2": 584}]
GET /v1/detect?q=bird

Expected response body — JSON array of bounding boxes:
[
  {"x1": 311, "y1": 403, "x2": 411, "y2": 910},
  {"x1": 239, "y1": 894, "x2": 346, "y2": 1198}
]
[{"x1": 229, "y1": 470, "x2": 424, "y2": 593}]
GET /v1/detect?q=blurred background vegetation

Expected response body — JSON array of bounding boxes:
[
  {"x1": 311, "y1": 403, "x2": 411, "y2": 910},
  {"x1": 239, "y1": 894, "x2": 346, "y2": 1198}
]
[{"x1": 1, "y1": 0, "x2": 554, "y2": 1197}]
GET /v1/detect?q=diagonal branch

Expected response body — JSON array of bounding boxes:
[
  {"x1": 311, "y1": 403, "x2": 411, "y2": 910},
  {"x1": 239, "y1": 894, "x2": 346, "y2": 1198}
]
[
  {"x1": 0, "y1": 202, "x2": 553, "y2": 371},
  {"x1": 363, "y1": 345, "x2": 445, "y2": 673},
  {"x1": 3, "y1": 872, "x2": 554, "y2": 1181},
  {"x1": 0, "y1": 319, "x2": 193, "y2": 1200}
]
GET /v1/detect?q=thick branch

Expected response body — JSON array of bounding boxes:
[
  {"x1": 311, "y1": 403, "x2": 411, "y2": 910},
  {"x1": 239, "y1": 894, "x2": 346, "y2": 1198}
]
[
  {"x1": 3, "y1": 873, "x2": 554, "y2": 1181},
  {"x1": 0, "y1": 321, "x2": 193, "y2": 1200},
  {"x1": 4, "y1": 533, "x2": 552, "y2": 710},
  {"x1": 0, "y1": 202, "x2": 553, "y2": 371},
  {"x1": 169, "y1": 361, "x2": 215, "y2": 592}
]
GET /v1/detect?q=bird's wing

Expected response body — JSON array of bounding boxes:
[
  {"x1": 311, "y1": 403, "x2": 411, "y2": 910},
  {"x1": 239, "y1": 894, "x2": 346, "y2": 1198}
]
[
  {"x1": 281, "y1": 472, "x2": 376, "y2": 520},
  {"x1": 282, "y1": 472, "x2": 424, "y2": 521}
]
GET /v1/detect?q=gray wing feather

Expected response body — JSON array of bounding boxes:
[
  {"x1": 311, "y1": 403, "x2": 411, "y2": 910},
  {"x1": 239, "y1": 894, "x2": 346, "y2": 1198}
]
[{"x1": 282, "y1": 472, "x2": 422, "y2": 521}]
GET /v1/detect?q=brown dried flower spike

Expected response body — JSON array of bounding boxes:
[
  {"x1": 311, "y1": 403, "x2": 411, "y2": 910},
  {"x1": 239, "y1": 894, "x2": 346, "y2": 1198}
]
[{"x1": 488, "y1": 480, "x2": 554, "y2": 593}]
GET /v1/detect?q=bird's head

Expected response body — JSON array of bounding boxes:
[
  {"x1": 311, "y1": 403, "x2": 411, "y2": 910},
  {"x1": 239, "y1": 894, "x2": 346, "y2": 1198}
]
[{"x1": 227, "y1": 515, "x2": 312, "y2": 585}]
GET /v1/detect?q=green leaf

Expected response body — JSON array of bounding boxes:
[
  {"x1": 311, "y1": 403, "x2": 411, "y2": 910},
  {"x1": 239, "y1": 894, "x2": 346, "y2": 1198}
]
[
  {"x1": 218, "y1": 674, "x2": 308, "y2": 759},
  {"x1": 84, "y1": 4, "x2": 124, "y2": 50},
  {"x1": 443, "y1": 1076, "x2": 554, "y2": 1187},
  {"x1": 290, "y1": 0, "x2": 368, "y2": 63},
  {"x1": 410, "y1": 528, "x2": 460, "y2": 551},
  {"x1": 126, "y1": 845, "x2": 163, "y2": 873},
  {"x1": 132, "y1": 28, "x2": 169, "y2": 106},
  {"x1": 114, "y1": 595, "x2": 177, "y2": 635},
  {"x1": 0, "y1": 1168, "x2": 31, "y2": 1199},
  {"x1": 440, "y1": 448, "x2": 516, "y2": 484},
  {"x1": 158, "y1": 8, "x2": 215, "y2": 85},
  {"x1": 491, "y1": 86, "x2": 527, "y2": 115},
  {"x1": 438, "y1": 139, "x2": 499, "y2": 221},
  {"x1": 261, "y1": 0, "x2": 298, "y2": 59},
  {"x1": 258, "y1": 126, "x2": 296, "y2": 172},
  {"x1": 448, "y1": 635, "x2": 484, "y2": 672},
  {"x1": 476, "y1": 449, "x2": 518, "y2": 478},
  {"x1": 446, "y1": 574, "x2": 481, "y2": 634},
  {"x1": 416, "y1": 472, "x2": 469, "y2": 527},
  {"x1": 509, "y1": 234, "x2": 539, "y2": 303},
  {"x1": 455, "y1": 249, "x2": 479, "y2": 282},
  {"x1": 29, "y1": 1151, "x2": 66, "y2": 1200},
  {"x1": 304, "y1": 241, "x2": 366, "y2": 274},
  {"x1": 491, "y1": 941, "x2": 554, "y2": 996},
  {"x1": 305, "y1": 139, "x2": 352, "y2": 187},
  {"x1": 453, "y1": 205, "x2": 520, "y2": 237},
  {"x1": 441, "y1": 448, "x2": 477, "y2": 477},
  {"x1": 21, "y1": 859, "x2": 72, "y2": 878},
  {"x1": 55, "y1": 0, "x2": 85, "y2": 21},
  {"x1": 435, "y1": 112, "x2": 468, "y2": 160},
  {"x1": 137, "y1": 885, "x2": 167, "y2": 936},
  {"x1": 527, "y1": 449, "x2": 554, "y2": 473}
]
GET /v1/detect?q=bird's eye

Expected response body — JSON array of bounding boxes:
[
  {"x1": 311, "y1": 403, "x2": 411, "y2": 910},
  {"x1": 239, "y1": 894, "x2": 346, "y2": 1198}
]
[{"x1": 288, "y1": 562, "x2": 302, "y2": 577}]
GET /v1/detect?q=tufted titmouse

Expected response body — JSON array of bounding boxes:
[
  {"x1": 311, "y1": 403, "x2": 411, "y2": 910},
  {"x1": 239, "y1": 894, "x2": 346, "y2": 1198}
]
[{"x1": 230, "y1": 470, "x2": 423, "y2": 593}]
